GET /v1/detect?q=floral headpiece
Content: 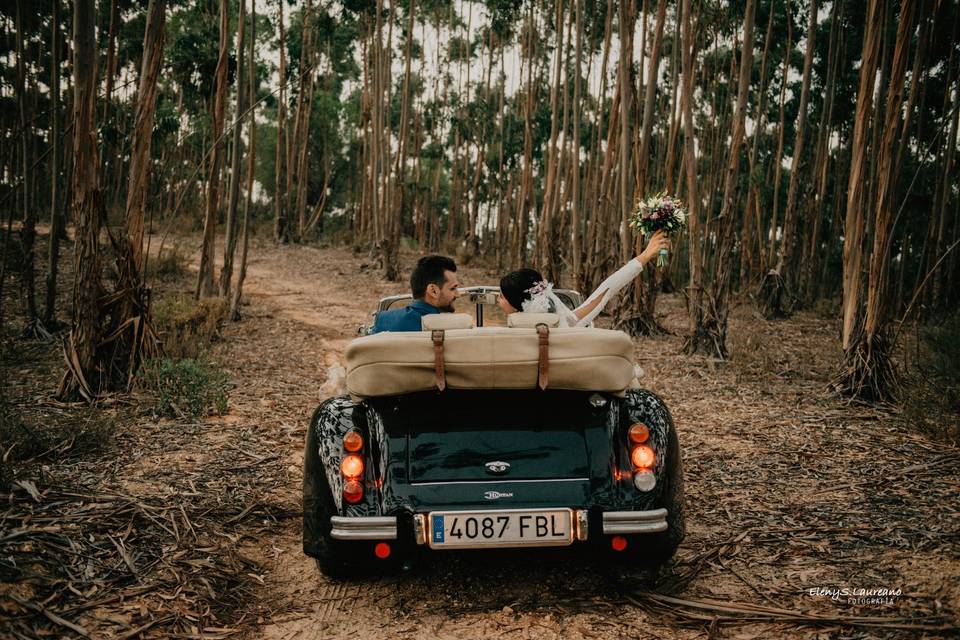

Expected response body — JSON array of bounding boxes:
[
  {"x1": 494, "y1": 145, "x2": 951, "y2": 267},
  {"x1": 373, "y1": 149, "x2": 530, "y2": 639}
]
[{"x1": 522, "y1": 280, "x2": 554, "y2": 314}]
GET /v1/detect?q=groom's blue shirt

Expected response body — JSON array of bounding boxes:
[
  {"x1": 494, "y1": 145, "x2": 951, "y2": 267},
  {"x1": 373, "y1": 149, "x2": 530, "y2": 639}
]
[{"x1": 371, "y1": 299, "x2": 440, "y2": 333}]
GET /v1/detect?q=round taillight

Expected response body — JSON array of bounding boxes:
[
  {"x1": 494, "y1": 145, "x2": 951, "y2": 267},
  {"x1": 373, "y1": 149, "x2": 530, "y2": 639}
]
[
  {"x1": 628, "y1": 423, "x2": 650, "y2": 443},
  {"x1": 343, "y1": 479, "x2": 363, "y2": 504},
  {"x1": 611, "y1": 535, "x2": 628, "y2": 551},
  {"x1": 631, "y1": 445, "x2": 656, "y2": 469},
  {"x1": 340, "y1": 454, "x2": 364, "y2": 479},
  {"x1": 374, "y1": 542, "x2": 391, "y2": 559},
  {"x1": 343, "y1": 430, "x2": 364, "y2": 453}
]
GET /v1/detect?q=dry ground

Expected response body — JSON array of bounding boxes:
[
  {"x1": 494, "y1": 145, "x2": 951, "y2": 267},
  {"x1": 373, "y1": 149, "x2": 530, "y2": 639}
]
[{"x1": 1, "y1": 229, "x2": 958, "y2": 639}]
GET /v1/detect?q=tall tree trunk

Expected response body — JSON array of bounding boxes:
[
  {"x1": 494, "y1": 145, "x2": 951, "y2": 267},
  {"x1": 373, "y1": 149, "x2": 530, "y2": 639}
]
[
  {"x1": 107, "y1": 0, "x2": 166, "y2": 387},
  {"x1": 220, "y1": 0, "x2": 248, "y2": 298},
  {"x1": 393, "y1": 0, "x2": 416, "y2": 248},
  {"x1": 536, "y1": 0, "x2": 565, "y2": 279},
  {"x1": 681, "y1": 0, "x2": 705, "y2": 353},
  {"x1": 617, "y1": 0, "x2": 635, "y2": 267},
  {"x1": 61, "y1": 0, "x2": 102, "y2": 400},
  {"x1": 274, "y1": 0, "x2": 288, "y2": 243},
  {"x1": 44, "y1": 0, "x2": 63, "y2": 328},
  {"x1": 197, "y1": 0, "x2": 230, "y2": 298},
  {"x1": 843, "y1": 0, "x2": 917, "y2": 400},
  {"x1": 100, "y1": 0, "x2": 119, "y2": 206},
  {"x1": 124, "y1": 0, "x2": 166, "y2": 278},
  {"x1": 16, "y1": 0, "x2": 37, "y2": 327},
  {"x1": 700, "y1": 0, "x2": 755, "y2": 358},
  {"x1": 515, "y1": 2, "x2": 537, "y2": 267},
  {"x1": 776, "y1": 0, "x2": 817, "y2": 295},
  {"x1": 839, "y1": 0, "x2": 884, "y2": 395},
  {"x1": 767, "y1": 3, "x2": 793, "y2": 268},
  {"x1": 801, "y1": 0, "x2": 843, "y2": 302},
  {"x1": 741, "y1": 0, "x2": 775, "y2": 287},
  {"x1": 232, "y1": 0, "x2": 257, "y2": 321},
  {"x1": 570, "y1": 0, "x2": 584, "y2": 286},
  {"x1": 620, "y1": 0, "x2": 668, "y2": 336}
]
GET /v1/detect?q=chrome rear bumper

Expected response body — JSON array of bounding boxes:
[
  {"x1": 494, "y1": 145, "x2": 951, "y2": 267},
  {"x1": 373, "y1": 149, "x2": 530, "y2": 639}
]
[
  {"x1": 330, "y1": 516, "x2": 397, "y2": 540},
  {"x1": 602, "y1": 508, "x2": 668, "y2": 534}
]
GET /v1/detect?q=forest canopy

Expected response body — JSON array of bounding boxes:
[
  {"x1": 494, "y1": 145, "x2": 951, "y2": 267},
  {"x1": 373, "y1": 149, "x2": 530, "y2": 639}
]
[{"x1": 0, "y1": 0, "x2": 958, "y2": 403}]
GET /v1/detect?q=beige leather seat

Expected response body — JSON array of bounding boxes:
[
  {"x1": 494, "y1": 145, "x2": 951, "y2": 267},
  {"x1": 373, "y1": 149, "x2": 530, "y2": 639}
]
[
  {"x1": 506, "y1": 312, "x2": 560, "y2": 328},
  {"x1": 345, "y1": 326, "x2": 634, "y2": 399},
  {"x1": 421, "y1": 313, "x2": 473, "y2": 330}
]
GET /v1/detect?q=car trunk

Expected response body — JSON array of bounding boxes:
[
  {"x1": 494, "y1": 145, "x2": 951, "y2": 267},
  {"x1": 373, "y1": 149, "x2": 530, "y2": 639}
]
[
  {"x1": 381, "y1": 390, "x2": 602, "y2": 484},
  {"x1": 408, "y1": 426, "x2": 589, "y2": 482}
]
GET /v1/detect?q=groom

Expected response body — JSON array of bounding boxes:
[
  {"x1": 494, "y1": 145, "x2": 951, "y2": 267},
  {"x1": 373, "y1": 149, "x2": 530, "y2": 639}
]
[{"x1": 370, "y1": 255, "x2": 461, "y2": 333}]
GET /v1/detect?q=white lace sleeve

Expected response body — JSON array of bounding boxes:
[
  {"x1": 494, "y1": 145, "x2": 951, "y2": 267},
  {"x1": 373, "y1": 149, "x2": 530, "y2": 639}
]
[{"x1": 572, "y1": 258, "x2": 644, "y2": 327}]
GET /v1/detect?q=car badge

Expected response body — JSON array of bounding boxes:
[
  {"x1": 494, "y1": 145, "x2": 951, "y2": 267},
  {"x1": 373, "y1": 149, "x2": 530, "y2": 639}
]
[
  {"x1": 485, "y1": 461, "x2": 510, "y2": 474},
  {"x1": 484, "y1": 491, "x2": 514, "y2": 500}
]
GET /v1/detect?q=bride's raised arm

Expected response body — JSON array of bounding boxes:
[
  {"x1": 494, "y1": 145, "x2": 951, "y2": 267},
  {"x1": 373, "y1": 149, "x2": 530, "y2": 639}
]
[{"x1": 572, "y1": 230, "x2": 670, "y2": 326}]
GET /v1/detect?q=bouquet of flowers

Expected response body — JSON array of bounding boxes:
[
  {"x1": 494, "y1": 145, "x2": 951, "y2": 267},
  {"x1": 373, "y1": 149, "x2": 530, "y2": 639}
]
[{"x1": 628, "y1": 191, "x2": 687, "y2": 267}]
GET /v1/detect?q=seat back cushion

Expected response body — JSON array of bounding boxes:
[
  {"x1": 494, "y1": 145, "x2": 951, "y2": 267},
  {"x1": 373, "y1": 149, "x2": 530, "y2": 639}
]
[
  {"x1": 507, "y1": 312, "x2": 561, "y2": 328},
  {"x1": 345, "y1": 327, "x2": 634, "y2": 398},
  {"x1": 421, "y1": 313, "x2": 474, "y2": 330}
]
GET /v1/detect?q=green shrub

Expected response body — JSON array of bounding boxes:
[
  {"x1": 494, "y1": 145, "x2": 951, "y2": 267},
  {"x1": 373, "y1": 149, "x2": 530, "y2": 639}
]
[
  {"x1": 152, "y1": 295, "x2": 226, "y2": 359},
  {"x1": 143, "y1": 356, "x2": 229, "y2": 419}
]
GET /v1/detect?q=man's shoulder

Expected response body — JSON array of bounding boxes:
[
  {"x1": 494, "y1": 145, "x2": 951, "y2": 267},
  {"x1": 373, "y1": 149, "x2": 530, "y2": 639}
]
[{"x1": 372, "y1": 305, "x2": 429, "y2": 333}]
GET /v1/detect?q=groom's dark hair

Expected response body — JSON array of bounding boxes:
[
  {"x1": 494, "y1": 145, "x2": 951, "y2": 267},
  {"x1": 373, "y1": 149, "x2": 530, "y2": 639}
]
[{"x1": 411, "y1": 255, "x2": 457, "y2": 299}]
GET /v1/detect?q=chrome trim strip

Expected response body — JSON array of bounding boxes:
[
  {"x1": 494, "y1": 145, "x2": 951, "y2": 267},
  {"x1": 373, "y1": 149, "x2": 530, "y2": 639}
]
[
  {"x1": 330, "y1": 516, "x2": 398, "y2": 540},
  {"x1": 601, "y1": 509, "x2": 669, "y2": 534},
  {"x1": 574, "y1": 509, "x2": 589, "y2": 542},
  {"x1": 413, "y1": 514, "x2": 428, "y2": 545},
  {"x1": 410, "y1": 477, "x2": 589, "y2": 486}
]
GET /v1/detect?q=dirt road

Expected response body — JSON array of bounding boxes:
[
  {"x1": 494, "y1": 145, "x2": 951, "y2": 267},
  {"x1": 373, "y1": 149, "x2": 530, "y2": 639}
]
[{"x1": 175, "y1": 239, "x2": 954, "y2": 640}]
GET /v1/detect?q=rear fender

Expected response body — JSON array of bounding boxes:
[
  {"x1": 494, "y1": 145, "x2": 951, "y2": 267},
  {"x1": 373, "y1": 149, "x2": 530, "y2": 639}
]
[
  {"x1": 619, "y1": 388, "x2": 682, "y2": 509},
  {"x1": 309, "y1": 395, "x2": 379, "y2": 516}
]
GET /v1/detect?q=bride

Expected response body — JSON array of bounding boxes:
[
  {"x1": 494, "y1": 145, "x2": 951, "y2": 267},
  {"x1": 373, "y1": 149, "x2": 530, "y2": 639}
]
[{"x1": 497, "y1": 230, "x2": 670, "y2": 327}]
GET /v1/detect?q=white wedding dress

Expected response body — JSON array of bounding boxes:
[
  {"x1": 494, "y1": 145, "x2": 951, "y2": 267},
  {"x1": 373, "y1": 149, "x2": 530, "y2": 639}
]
[{"x1": 521, "y1": 258, "x2": 644, "y2": 327}]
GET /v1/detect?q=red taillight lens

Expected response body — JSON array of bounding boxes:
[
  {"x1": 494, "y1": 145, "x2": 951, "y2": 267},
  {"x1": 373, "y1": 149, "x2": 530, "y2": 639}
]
[
  {"x1": 343, "y1": 479, "x2": 363, "y2": 504},
  {"x1": 631, "y1": 445, "x2": 656, "y2": 469},
  {"x1": 343, "y1": 430, "x2": 364, "y2": 452},
  {"x1": 611, "y1": 535, "x2": 628, "y2": 551},
  {"x1": 340, "y1": 455, "x2": 364, "y2": 479},
  {"x1": 374, "y1": 542, "x2": 391, "y2": 559},
  {"x1": 628, "y1": 423, "x2": 650, "y2": 443}
]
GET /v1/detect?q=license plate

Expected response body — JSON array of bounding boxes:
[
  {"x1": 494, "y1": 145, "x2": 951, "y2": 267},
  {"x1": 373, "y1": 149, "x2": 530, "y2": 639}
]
[{"x1": 427, "y1": 509, "x2": 573, "y2": 549}]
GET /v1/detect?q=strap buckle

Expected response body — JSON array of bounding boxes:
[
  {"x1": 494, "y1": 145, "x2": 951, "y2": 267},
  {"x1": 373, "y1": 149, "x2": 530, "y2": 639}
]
[{"x1": 431, "y1": 330, "x2": 446, "y2": 391}]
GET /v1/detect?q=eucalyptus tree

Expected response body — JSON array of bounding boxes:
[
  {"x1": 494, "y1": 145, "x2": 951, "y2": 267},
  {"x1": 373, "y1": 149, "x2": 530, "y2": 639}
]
[{"x1": 196, "y1": 0, "x2": 230, "y2": 299}]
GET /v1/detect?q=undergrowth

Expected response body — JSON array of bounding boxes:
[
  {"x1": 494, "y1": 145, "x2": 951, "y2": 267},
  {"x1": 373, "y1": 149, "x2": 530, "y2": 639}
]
[
  {"x1": 152, "y1": 294, "x2": 226, "y2": 359},
  {"x1": 0, "y1": 384, "x2": 116, "y2": 489},
  {"x1": 142, "y1": 355, "x2": 229, "y2": 419},
  {"x1": 903, "y1": 312, "x2": 960, "y2": 444},
  {"x1": 149, "y1": 245, "x2": 189, "y2": 281}
]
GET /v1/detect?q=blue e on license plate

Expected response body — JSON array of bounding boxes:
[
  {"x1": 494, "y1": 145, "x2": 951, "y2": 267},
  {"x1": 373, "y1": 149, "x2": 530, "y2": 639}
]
[{"x1": 428, "y1": 508, "x2": 573, "y2": 549}]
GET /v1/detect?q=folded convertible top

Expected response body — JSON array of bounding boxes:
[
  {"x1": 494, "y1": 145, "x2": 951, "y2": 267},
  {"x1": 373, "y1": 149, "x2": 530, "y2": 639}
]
[{"x1": 345, "y1": 326, "x2": 635, "y2": 399}]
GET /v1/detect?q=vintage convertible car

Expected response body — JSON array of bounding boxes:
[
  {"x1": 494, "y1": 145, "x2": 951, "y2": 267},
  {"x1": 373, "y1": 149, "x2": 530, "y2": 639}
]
[{"x1": 303, "y1": 288, "x2": 685, "y2": 578}]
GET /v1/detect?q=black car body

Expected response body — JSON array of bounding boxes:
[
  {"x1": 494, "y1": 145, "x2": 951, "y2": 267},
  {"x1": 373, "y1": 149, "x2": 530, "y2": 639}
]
[{"x1": 303, "y1": 289, "x2": 685, "y2": 577}]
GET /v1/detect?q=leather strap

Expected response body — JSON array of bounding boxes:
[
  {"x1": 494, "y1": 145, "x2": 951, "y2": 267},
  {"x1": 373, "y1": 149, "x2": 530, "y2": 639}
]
[
  {"x1": 536, "y1": 323, "x2": 549, "y2": 390},
  {"x1": 431, "y1": 330, "x2": 446, "y2": 391}
]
